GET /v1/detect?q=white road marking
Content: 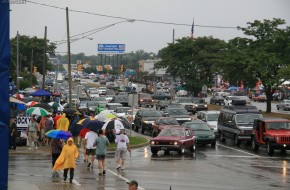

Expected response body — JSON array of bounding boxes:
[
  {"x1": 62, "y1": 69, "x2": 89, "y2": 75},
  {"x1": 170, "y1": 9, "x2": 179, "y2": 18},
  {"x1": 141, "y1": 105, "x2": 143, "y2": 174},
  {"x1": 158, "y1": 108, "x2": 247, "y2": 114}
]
[
  {"x1": 204, "y1": 154, "x2": 259, "y2": 158},
  {"x1": 107, "y1": 169, "x2": 146, "y2": 190},
  {"x1": 216, "y1": 143, "x2": 261, "y2": 157}
]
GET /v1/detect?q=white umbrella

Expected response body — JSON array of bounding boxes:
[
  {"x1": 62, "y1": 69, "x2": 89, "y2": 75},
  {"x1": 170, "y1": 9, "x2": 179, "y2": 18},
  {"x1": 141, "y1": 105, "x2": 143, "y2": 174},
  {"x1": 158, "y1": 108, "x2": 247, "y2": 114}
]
[
  {"x1": 48, "y1": 102, "x2": 64, "y2": 111},
  {"x1": 102, "y1": 119, "x2": 125, "y2": 132},
  {"x1": 26, "y1": 101, "x2": 38, "y2": 107},
  {"x1": 96, "y1": 110, "x2": 116, "y2": 122}
]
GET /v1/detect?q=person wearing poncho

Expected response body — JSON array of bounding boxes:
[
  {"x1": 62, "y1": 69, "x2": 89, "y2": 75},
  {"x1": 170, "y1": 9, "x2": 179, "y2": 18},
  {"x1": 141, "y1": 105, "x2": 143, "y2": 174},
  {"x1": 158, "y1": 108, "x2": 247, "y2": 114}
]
[
  {"x1": 57, "y1": 113, "x2": 69, "y2": 131},
  {"x1": 53, "y1": 137, "x2": 78, "y2": 183}
]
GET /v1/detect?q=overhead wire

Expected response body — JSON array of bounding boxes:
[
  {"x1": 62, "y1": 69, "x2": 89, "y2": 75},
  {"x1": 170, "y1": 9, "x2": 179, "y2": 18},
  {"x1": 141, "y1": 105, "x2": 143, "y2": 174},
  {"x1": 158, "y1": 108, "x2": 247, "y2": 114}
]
[{"x1": 25, "y1": 0, "x2": 238, "y2": 29}]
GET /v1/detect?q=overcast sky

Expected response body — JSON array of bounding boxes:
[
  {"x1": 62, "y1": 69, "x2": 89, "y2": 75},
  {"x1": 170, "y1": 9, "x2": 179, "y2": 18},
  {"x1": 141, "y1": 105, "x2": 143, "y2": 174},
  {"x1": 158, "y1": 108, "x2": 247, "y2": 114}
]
[{"x1": 10, "y1": 0, "x2": 290, "y2": 55}]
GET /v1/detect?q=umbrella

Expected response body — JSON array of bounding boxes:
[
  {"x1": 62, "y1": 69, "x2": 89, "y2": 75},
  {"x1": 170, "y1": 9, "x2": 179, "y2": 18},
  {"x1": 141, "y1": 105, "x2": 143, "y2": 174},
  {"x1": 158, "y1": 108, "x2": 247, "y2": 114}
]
[
  {"x1": 45, "y1": 130, "x2": 72, "y2": 140},
  {"x1": 79, "y1": 128, "x2": 90, "y2": 138},
  {"x1": 63, "y1": 108, "x2": 82, "y2": 115},
  {"x1": 76, "y1": 118, "x2": 94, "y2": 127},
  {"x1": 26, "y1": 107, "x2": 49, "y2": 116},
  {"x1": 9, "y1": 96, "x2": 26, "y2": 104},
  {"x1": 228, "y1": 86, "x2": 238, "y2": 91},
  {"x1": 84, "y1": 120, "x2": 104, "y2": 132},
  {"x1": 48, "y1": 102, "x2": 64, "y2": 111},
  {"x1": 96, "y1": 110, "x2": 116, "y2": 122},
  {"x1": 26, "y1": 101, "x2": 38, "y2": 107},
  {"x1": 32, "y1": 103, "x2": 53, "y2": 111},
  {"x1": 102, "y1": 119, "x2": 126, "y2": 131},
  {"x1": 13, "y1": 94, "x2": 25, "y2": 100}
]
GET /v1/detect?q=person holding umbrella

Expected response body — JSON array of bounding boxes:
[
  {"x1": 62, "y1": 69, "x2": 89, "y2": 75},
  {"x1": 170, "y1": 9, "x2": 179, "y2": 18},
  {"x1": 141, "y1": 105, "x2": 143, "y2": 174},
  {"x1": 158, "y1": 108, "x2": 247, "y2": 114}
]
[
  {"x1": 53, "y1": 137, "x2": 79, "y2": 183},
  {"x1": 50, "y1": 138, "x2": 63, "y2": 177}
]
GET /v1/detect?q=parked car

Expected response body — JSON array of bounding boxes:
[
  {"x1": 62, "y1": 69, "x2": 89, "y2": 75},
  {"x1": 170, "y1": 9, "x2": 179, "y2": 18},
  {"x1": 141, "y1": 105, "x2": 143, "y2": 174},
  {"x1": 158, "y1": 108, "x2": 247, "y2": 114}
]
[
  {"x1": 191, "y1": 98, "x2": 208, "y2": 113},
  {"x1": 138, "y1": 93, "x2": 153, "y2": 107},
  {"x1": 151, "y1": 92, "x2": 171, "y2": 103},
  {"x1": 276, "y1": 99, "x2": 290, "y2": 110},
  {"x1": 210, "y1": 95, "x2": 225, "y2": 105},
  {"x1": 152, "y1": 117, "x2": 180, "y2": 137},
  {"x1": 113, "y1": 107, "x2": 131, "y2": 117},
  {"x1": 251, "y1": 118, "x2": 290, "y2": 156},
  {"x1": 252, "y1": 95, "x2": 267, "y2": 102},
  {"x1": 181, "y1": 120, "x2": 216, "y2": 147},
  {"x1": 176, "y1": 90, "x2": 188, "y2": 97},
  {"x1": 224, "y1": 96, "x2": 240, "y2": 106},
  {"x1": 156, "y1": 100, "x2": 170, "y2": 110},
  {"x1": 196, "y1": 110, "x2": 220, "y2": 136},
  {"x1": 173, "y1": 97, "x2": 194, "y2": 113},
  {"x1": 149, "y1": 127, "x2": 196, "y2": 155},
  {"x1": 134, "y1": 109, "x2": 163, "y2": 133}
]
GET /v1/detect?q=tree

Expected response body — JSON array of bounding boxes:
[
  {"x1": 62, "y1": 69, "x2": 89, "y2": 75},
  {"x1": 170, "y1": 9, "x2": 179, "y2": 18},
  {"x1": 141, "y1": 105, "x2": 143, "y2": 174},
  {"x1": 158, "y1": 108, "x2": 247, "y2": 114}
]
[
  {"x1": 156, "y1": 37, "x2": 226, "y2": 96},
  {"x1": 222, "y1": 18, "x2": 290, "y2": 113},
  {"x1": 10, "y1": 35, "x2": 56, "y2": 88}
]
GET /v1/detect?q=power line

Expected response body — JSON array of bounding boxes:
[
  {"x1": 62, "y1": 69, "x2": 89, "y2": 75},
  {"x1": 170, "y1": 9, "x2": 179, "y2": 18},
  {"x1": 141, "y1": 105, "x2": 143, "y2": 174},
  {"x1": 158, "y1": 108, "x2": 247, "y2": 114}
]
[{"x1": 26, "y1": 0, "x2": 238, "y2": 29}]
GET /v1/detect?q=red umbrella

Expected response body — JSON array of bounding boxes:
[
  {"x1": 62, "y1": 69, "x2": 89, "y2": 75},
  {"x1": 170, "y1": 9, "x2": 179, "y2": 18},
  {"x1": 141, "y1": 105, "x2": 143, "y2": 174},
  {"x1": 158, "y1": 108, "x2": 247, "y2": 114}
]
[{"x1": 79, "y1": 128, "x2": 90, "y2": 139}]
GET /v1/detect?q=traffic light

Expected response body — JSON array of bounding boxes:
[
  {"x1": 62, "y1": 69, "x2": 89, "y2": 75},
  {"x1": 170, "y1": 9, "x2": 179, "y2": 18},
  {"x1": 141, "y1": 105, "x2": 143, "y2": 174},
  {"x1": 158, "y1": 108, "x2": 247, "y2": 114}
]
[
  {"x1": 120, "y1": 64, "x2": 125, "y2": 72},
  {"x1": 77, "y1": 63, "x2": 83, "y2": 72},
  {"x1": 33, "y1": 66, "x2": 37, "y2": 73}
]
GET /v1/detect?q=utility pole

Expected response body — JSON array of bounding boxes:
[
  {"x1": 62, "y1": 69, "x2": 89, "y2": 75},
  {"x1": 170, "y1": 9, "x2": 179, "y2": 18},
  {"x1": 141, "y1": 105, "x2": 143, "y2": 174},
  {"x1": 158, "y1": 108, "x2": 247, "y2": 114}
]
[
  {"x1": 30, "y1": 49, "x2": 33, "y2": 86},
  {"x1": 173, "y1": 29, "x2": 175, "y2": 44},
  {"x1": 16, "y1": 31, "x2": 19, "y2": 88},
  {"x1": 42, "y1": 26, "x2": 47, "y2": 89},
  {"x1": 66, "y1": 7, "x2": 72, "y2": 108}
]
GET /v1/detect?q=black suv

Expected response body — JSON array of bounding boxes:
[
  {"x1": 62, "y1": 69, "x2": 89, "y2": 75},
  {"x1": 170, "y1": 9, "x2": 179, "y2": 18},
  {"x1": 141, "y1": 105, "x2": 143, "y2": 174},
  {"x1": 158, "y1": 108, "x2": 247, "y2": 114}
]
[{"x1": 134, "y1": 109, "x2": 163, "y2": 134}]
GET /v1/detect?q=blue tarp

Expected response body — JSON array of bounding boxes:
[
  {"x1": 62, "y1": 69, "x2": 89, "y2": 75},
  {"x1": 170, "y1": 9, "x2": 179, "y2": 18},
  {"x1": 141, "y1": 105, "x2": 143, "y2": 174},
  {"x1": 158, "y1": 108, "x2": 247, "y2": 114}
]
[
  {"x1": 0, "y1": 2, "x2": 10, "y2": 189},
  {"x1": 30, "y1": 89, "x2": 52, "y2": 96}
]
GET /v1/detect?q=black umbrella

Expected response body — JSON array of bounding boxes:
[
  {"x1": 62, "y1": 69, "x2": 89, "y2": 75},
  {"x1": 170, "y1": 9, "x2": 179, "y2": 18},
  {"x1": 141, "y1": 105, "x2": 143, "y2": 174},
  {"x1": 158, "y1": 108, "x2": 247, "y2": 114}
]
[
  {"x1": 63, "y1": 108, "x2": 81, "y2": 115},
  {"x1": 102, "y1": 119, "x2": 128, "y2": 131},
  {"x1": 32, "y1": 103, "x2": 53, "y2": 111},
  {"x1": 84, "y1": 120, "x2": 103, "y2": 132}
]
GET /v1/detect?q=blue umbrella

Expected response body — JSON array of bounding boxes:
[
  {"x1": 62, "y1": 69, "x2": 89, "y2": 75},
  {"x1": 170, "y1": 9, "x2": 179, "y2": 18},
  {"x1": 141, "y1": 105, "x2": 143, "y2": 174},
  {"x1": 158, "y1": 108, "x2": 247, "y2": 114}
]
[
  {"x1": 84, "y1": 120, "x2": 104, "y2": 132},
  {"x1": 45, "y1": 130, "x2": 72, "y2": 140}
]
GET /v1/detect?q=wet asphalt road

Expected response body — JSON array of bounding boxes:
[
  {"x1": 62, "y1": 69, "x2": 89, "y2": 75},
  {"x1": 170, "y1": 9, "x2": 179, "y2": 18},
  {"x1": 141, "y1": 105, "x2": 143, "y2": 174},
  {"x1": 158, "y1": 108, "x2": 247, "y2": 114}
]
[{"x1": 8, "y1": 139, "x2": 290, "y2": 190}]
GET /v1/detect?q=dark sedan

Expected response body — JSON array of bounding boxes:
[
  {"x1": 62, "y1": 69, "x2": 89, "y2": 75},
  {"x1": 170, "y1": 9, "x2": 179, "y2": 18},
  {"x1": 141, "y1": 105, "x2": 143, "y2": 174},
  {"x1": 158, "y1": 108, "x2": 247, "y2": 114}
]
[
  {"x1": 149, "y1": 127, "x2": 196, "y2": 155},
  {"x1": 181, "y1": 120, "x2": 216, "y2": 147},
  {"x1": 134, "y1": 109, "x2": 163, "y2": 134}
]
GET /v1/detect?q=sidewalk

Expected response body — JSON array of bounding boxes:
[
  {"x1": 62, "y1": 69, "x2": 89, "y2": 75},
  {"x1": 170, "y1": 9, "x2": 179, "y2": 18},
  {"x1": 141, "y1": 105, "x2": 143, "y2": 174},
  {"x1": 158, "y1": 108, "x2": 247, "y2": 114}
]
[{"x1": 8, "y1": 129, "x2": 149, "y2": 190}]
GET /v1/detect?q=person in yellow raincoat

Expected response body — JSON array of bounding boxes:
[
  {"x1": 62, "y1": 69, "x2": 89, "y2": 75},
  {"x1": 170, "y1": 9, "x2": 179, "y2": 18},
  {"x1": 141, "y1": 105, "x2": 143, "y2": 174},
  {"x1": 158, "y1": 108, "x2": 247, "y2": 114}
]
[
  {"x1": 53, "y1": 137, "x2": 78, "y2": 183},
  {"x1": 57, "y1": 113, "x2": 69, "y2": 131}
]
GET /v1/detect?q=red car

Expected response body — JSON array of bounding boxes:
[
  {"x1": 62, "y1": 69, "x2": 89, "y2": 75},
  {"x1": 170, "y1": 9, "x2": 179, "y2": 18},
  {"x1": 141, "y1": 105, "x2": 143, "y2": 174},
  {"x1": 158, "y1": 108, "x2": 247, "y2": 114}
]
[
  {"x1": 252, "y1": 95, "x2": 267, "y2": 102},
  {"x1": 151, "y1": 117, "x2": 180, "y2": 137},
  {"x1": 149, "y1": 127, "x2": 196, "y2": 155}
]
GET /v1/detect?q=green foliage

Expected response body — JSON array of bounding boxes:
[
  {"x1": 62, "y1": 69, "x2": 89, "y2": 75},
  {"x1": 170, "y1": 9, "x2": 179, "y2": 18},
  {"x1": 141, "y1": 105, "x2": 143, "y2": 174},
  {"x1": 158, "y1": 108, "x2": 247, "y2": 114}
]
[
  {"x1": 10, "y1": 35, "x2": 56, "y2": 86},
  {"x1": 108, "y1": 136, "x2": 148, "y2": 149}
]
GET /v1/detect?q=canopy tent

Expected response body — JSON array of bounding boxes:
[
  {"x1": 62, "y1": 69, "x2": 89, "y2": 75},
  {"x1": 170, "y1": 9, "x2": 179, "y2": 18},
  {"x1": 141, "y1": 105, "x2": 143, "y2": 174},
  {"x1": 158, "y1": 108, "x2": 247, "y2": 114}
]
[{"x1": 30, "y1": 89, "x2": 52, "y2": 96}]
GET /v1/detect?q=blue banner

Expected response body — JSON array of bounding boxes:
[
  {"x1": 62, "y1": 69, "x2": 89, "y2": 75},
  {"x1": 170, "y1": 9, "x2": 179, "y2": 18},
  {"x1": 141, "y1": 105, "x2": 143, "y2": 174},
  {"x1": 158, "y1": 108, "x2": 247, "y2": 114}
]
[
  {"x1": 0, "y1": 2, "x2": 10, "y2": 190},
  {"x1": 97, "y1": 44, "x2": 125, "y2": 54}
]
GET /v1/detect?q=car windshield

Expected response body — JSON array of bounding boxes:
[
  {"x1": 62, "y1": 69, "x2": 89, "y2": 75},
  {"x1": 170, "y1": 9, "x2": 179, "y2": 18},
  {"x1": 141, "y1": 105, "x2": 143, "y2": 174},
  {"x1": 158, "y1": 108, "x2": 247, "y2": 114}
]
[
  {"x1": 193, "y1": 99, "x2": 204, "y2": 103},
  {"x1": 177, "y1": 98, "x2": 192, "y2": 103},
  {"x1": 97, "y1": 103, "x2": 107, "y2": 107},
  {"x1": 236, "y1": 114, "x2": 263, "y2": 124},
  {"x1": 94, "y1": 97, "x2": 107, "y2": 101},
  {"x1": 267, "y1": 122, "x2": 290, "y2": 130},
  {"x1": 87, "y1": 102, "x2": 98, "y2": 106},
  {"x1": 185, "y1": 123, "x2": 210, "y2": 131},
  {"x1": 142, "y1": 111, "x2": 162, "y2": 117},
  {"x1": 159, "y1": 118, "x2": 179, "y2": 125},
  {"x1": 207, "y1": 113, "x2": 219, "y2": 121},
  {"x1": 167, "y1": 109, "x2": 188, "y2": 115},
  {"x1": 159, "y1": 128, "x2": 184, "y2": 137},
  {"x1": 116, "y1": 107, "x2": 130, "y2": 113}
]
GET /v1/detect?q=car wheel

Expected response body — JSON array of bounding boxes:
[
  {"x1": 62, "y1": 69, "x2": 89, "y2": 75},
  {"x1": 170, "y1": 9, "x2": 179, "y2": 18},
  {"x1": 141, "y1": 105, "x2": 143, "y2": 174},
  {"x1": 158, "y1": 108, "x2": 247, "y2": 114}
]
[
  {"x1": 190, "y1": 144, "x2": 196, "y2": 152},
  {"x1": 277, "y1": 106, "x2": 279, "y2": 110},
  {"x1": 134, "y1": 125, "x2": 139, "y2": 132},
  {"x1": 211, "y1": 141, "x2": 216, "y2": 148},
  {"x1": 151, "y1": 148, "x2": 158, "y2": 155},
  {"x1": 266, "y1": 141, "x2": 274, "y2": 156},
  {"x1": 178, "y1": 146, "x2": 185, "y2": 155},
  {"x1": 152, "y1": 130, "x2": 158, "y2": 137},
  {"x1": 234, "y1": 135, "x2": 241, "y2": 146},
  {"x1": 251, "y1": 138, "x2": 259, "y2": 151},
  {"x1": 141, "y1": 125, "x2": 145, "y2": 134},
  {"x1": 219, "y1": 130, "x2": 225, "y2": 143}
]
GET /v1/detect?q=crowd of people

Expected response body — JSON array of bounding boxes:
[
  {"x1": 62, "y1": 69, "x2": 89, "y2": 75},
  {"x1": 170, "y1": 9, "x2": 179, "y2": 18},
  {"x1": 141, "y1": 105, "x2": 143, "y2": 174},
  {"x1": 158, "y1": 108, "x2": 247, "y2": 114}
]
[{"x1": 9, "y1": 110, "x2": 138, "y2": 188}]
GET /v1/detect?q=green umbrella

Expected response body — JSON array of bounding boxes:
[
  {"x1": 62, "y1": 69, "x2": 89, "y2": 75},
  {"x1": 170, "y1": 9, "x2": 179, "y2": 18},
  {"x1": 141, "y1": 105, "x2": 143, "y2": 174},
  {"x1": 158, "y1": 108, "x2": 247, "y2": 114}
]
[{"x1": 26, "y1": 107, "x2": 49, "y2": 116}]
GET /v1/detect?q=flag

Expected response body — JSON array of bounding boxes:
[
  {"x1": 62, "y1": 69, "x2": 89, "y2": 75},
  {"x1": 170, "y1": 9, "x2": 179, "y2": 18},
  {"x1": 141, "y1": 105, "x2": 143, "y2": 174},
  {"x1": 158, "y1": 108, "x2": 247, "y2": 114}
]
[{"x1": 191, "y1": 18, "x2": 194, "y2": 39}]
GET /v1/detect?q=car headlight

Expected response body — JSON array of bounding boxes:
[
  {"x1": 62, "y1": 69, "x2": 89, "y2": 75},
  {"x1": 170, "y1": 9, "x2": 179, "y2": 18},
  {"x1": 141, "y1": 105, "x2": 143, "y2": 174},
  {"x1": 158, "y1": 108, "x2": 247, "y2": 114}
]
[
  {"x1": 205, "y1": 105, "x2": 208, "y2": 107},
  {"x1": 150, "y1": 141, "x2": 155, "y2": 145},
  {"x1": 143, "y1": 121, "x2": 149, "y2": 124},
  {"x1": 174, "y1": 142, "x2": 178, "y2": 145}
]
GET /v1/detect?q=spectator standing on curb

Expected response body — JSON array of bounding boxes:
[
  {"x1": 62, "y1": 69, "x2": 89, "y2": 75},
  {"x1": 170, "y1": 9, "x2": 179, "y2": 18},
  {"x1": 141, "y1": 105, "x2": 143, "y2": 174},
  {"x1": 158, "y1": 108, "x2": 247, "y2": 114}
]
[
  {"x1": 9, "y1": 116, "x2": 17, "y2": 150},
  {"x1": 84, "y1": 130, "x2": 98, "y2": 168},
  {"x1": 127, "y1": 180, "x2": 138, "y2": 190},
  {"x1": 53, "y1": 137, "x2": 79, "y2": 183},
  {"x1": 93, "y1": 129, "x2": 110, "y2": 176},
  {"x1": 50, "y1": 138, "x2": 63, "y2": 177},
  {"x1": 27, "y1": 116, "x2": 39, "y2": 149},
  {"x1": 115, "y1": 129, "x2": 130, "y2": 170}
]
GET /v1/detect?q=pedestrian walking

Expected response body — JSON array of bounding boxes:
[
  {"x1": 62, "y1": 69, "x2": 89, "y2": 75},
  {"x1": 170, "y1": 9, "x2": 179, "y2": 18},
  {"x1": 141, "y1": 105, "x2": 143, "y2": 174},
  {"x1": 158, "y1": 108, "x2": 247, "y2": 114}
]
[
  {"x1": 84, "y1": 130, "x2": 98, "y2": 168},
  {"x1": 115, "y1": 129, "x2": 130, "y2": 170},
  {"x1": 57, "y1": 113, "x2": 69, "y2": 132},
  {"x1": 9, "y1": 116, "x2": 18, "y2": 150},
  {"x1": 69, "y1": 115, "x2": 80, "y2": 147},
  {"x1": 127, "y1": 180, "x2": 138, "y2": 190},
  {"x1": 93, "y1": 129, "x2": 110, "y2": 176},
  {"x1": 44, "y1": 115, "x2": 53, "y2": 146},
  {"x1": 53, "y1": 137, "x2": 79, "y2": 183},
  {"x1": 26, "y1": 116, "x2": 39, "y2": 149},
  {"x1": 50, "y1": 138, "x2": 63, "y2": 177},
  {"x1": 79, "y1": 128, "x2": 90, "y2": 162},
  {"x1": 38, "y1": 116, "x2": 46, "y2": 145}
]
